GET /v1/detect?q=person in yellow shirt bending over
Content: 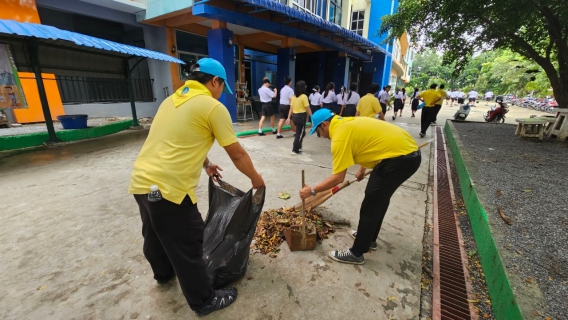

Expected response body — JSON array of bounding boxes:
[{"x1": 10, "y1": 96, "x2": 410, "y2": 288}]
[
  {"x1": 432, "y1": 84, "x2": 448, "y2": 124},
  {"x1": 355, "y1": 82, "x2": 385, "y2": 120},
  {"x1": 286, "y1": 80, "x2": 312, "y2": 155},
  {"x1": 417, "y1": 83, "x2": 442, "y2": 138},
  {"x1": 128, "y1": 58, "x2": 264, "y2": 317},
  {"x1": 299, "y1": 109, "x2": 421, "y2": 265}
]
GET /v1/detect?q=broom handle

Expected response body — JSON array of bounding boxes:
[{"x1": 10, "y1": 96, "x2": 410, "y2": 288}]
[{"x1": 301, "y1": 170, "x2": 306, "y2": 237}]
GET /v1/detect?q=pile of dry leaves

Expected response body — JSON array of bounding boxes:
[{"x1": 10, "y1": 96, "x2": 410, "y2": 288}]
[{"x1": 252, "y1": 207, "x2": 350, "y2": 258}]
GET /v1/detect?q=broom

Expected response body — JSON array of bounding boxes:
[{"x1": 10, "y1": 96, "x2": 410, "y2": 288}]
[{"x1": 294, "y1": 140, "x2": 432, "y2": 211}]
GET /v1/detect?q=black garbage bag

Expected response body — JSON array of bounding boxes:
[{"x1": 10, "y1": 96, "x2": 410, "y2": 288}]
[{"x1": 202, "y1": 178, "x2": 265, "y2": 289}]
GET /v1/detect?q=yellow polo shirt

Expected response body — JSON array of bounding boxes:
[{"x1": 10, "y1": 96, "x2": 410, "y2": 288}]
[
  {"x1": 291, "y1": 94, "x2": 309, "y2": 113},
  {"x1": 128, "y1": 80, "x2": 238, "y2": 204},
  {"x1": 417, "y1": 89, "x2": 441, "y2": 107},
  {"x1": 434, "y1": 89, "x2": 448, "y2": 105},
  {"x1": 329, "y1": 116, "x2": 418, "y2": 174},
  {"x1": 356, "y1": 93, "x2": 382, "y2": 117}
]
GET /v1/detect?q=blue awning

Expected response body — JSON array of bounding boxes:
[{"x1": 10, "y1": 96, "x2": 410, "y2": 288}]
[
  {"x1": 0, "y1": 19, "x2": 184, "y2": 64},
  {"x1": 232, "y1": 0, "x2": 390, "y2": 57}
]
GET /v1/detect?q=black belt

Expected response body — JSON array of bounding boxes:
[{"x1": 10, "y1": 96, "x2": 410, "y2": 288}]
[
  {"x1": 346, "y1": 104, "x2": 356, "y2": 107},
  {"x1": 261, "y1": 102, "x2": 272, "y2": 105},
  {"x1": 391, "y1": 150, "x2": 421, "y2": 160}
]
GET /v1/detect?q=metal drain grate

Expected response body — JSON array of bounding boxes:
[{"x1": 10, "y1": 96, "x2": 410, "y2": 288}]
[{"x1": 433, "y1": 127, "x2": 476, "y2": 320}]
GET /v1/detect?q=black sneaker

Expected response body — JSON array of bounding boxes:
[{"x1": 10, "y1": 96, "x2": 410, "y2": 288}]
[
  {"x1": 349, "y1": 230, "x2": 377, "y2": 250},
  {"x1": 195, "y1": 288, "x2": 238, "y2": 317},
  {"x1": 419, "y1": 133, "x2": 425, "y2": 138},
  {"x1": 412, "y1": 114, "x2": 415, "y2": 117},
  {"x1": 272, "y1": 130, "x2": 278, "y2": 135},
  {"x1": 329, "y1": 249, "x2": 364, "y2": 265},
  {"x1": 258, "y1": 132, "x2": 266, "y2": 136},
  {"x1": 276, "y1": 135, "x2": 283, "y2": 139}
]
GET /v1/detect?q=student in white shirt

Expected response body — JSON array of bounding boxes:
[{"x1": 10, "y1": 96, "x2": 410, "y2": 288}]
[
  {"x1": 449, "y1": 89, "x2": 458, "y2": 106},
  {"x1": 336, "y1": 86, "x2": 346, "y2": 115},
  {"x1": 410, "y1": 88, "x2": 420, "y2": 117},
  {"x1": 276, "y1": 76, "x2": 295, "y2": 139},
  {"x1": 457, "y1": 90, "x2": 466, "y2": 104},
  {"x1": 340, "y1": 83, "x2": 361, "y2": 117},
  {"x1": 308, "y1": 85, "x2": 322, "y2": 121},
  {"x1": 468, "y1": 89, "x2": 478, "y2": 104},
  {"x1": 485, "y1": 90, "x2": 494, "y2": 105},
  {"x1": 378, "y1": 85, "x2": 391, "y2": 115},
  {"x1": 321, "y1": 82, "x2": 337, "y2": 112},
  {"x1": 258, "y1": 78, "x2": 277, "y2": 136},
  {"x1": 392, "y1": 88, "x2": 404, "y2": 120}
]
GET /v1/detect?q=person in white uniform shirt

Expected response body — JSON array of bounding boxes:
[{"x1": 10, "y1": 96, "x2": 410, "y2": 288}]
[
  {"x1": 457, "y1": 90, "x2": 466, "y2": 104},
  {"x1": 449, "y1": 89, "x2": 458, "y2": 106},
  {"x1": 392, "y1": 88, "x2": 404, "y2": 120},
  {"x1": 321, "y1": 82, "x2": 337, "y2": 112},
  {"x1": 308, "y1": 85, "x2": 322, "y2": 121},
  {"x1": 258, "y1": 78, "x2": 277, "y2": 136},
  {"x1": 276, "y1": 76, "x2": 295, "y2": 139},
  {"x1": 378, "y1": 85, "x2": 392, "y2": 115},
  {"x1": 336, "y1": 85, "x2": 347, "y2": 115},
  {"x1": 468, "y1": 89, "x2": 478, "y2": 104},
  {"x1": 339, "y1": 83, "x2": 361, "y2": 117},
  {"x1": 484, "y1": 90, "x2": 494, "y2": 105}
]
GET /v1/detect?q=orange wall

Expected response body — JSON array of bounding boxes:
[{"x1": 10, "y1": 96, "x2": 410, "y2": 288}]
[
  {"x1": 13, "y1": 73, "x2": 65, "y2": 122},
  {"x1": 1, "y1": 0, "x2": 65, "y2": 123},
  {"x1": 0, "y1": 0, "x2": 41, "y2": 23}
]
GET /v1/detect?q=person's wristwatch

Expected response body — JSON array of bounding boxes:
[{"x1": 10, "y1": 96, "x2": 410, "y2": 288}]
[
  {"x1": 310, "y1": 188, "x2": 317, "y2": 196},
  {"x1": 203, "y1": 161, "x2": 212, "y2": 169}
]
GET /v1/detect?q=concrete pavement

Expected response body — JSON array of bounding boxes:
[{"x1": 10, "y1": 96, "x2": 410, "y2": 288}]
[{"x1": 0, "y1": 104, "x2": 548, "y2": 319}]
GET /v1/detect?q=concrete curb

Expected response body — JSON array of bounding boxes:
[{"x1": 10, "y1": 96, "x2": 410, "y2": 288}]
[
  {"x1": 444, "y1": 121, "x2": 523, "y2": 320},
  {"x1": 0, "y1": 120, "x2": 133, "y2": 152}
]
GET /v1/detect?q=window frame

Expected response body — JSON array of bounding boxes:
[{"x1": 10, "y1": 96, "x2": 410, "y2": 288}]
[{"x1": 350, "y1": 10, "x2": 364, "y2": 36}]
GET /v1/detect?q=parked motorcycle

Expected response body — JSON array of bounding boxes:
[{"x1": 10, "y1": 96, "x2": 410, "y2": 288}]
[
  {"x1": 484, "y1": 96, "x2": 508, "y2": 123},
  {"x1": 454, "y1": 103, "x2": 471, "y2": 121}
]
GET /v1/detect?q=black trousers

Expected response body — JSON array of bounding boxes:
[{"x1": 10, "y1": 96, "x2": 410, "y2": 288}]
[
  {"x1": 433, "y1": 104, "x2": 442, "y2": 122},
  {"x1": 292, "y1": 113, "x2": 306, "y2": 152},
  {"x1": 420, "y1": 107, "x2": 437, "y2": 134},
  {"x1": 351, "y1": 155, "x2": 422, "y2": 254},
  {"x1": 134, "y1": 194, "x2": 214, "y2": 311}
]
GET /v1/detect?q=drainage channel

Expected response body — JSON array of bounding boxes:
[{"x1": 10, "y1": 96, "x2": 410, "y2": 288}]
[{"x1": 433, "y1": 126, "x2": 477, "y2": 320}]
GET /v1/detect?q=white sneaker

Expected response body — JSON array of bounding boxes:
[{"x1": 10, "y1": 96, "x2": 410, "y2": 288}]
[{"x1": 291, "y1": 151, "x2": 299, "y2": 155}]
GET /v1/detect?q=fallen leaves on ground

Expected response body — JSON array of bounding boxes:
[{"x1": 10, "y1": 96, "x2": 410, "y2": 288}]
[
  {"x1": 278, "y1": 191, "x2": 291, "y2": 200},
  {"x1": 253, "y1": 207, "x2": 348, "y2": 257},
  {"x1": 525, "y1": 277, "x2": 533, "y2": 283},
  {"x1": 496, "y1": 190, "x2": 503, "y2": 196}
]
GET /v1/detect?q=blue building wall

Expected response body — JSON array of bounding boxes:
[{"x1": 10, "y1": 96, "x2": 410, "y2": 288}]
[
  {"x1": 245, "y1": 49, "x2": 277, "y2": 93},
  {"x1": 368, "y1": 0, "x2": 398, "y2": 87}
]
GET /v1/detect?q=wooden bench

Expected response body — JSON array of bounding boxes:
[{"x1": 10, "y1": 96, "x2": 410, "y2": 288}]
[
  {"x1": 515, "y1": 118, "x2": 549, "y2": 140},
  {"x1": 545, "y1": 108, "x2": 568, "y2": 141}
]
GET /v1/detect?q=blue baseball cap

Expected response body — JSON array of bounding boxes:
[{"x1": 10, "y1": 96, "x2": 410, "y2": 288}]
[
  {"x1": 195, "y1": 57, "x2": 233, "y2": 95},
  {"x1": 309, "y1": 108, "x2": 334, "y2": 135}
]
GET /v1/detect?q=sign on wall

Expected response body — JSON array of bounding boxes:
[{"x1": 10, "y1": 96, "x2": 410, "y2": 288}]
[{"x1": 0, "y1": 44, "x2": 27, "y2": 109}]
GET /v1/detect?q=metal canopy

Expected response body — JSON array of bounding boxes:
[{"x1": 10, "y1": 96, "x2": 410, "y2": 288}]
[
  {"x1": 231, "y1": 0, "x2": 391, "y2": 57},
  {"x1": 0, "y1": 19, "x2": 184, "y2": 64},
  {"x1": 0, "y1": 19, "x2": 184, "y2": 144}
]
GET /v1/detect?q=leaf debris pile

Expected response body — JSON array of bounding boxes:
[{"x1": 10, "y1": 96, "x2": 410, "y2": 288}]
[{"x1": 252, "y1": 207, "x2": 350, "y2": 258}]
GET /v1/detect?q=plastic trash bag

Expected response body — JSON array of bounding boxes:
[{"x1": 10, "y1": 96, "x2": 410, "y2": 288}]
[{"x1": 202, "y1": 178, "x2": 265, "y2": 289}]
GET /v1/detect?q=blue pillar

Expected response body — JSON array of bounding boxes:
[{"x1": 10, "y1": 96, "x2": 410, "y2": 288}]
[
  {"x1": 277, "y1": 47, "x2": 296, "y2": 91},
  {"x1": 207, "y1": 28, "x2": 237, "y2": 122},
  {"x1": 333, "y1": 56, "x2": 348, "y2": 89},
  {"x1": 382, "y1": 54, "x2": 393, "y2": 88}
]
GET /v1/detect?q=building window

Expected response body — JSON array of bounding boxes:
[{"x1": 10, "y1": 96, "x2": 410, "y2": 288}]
[
  {"x1": 350, "y1": 11, "x2": 364, "y2": 36},
  {"x1": 328, "y1": 0, "x2": 342, "y2": 24},
  {"x1": 293, "y1": 0, "x2": 316, "y2": 14}
]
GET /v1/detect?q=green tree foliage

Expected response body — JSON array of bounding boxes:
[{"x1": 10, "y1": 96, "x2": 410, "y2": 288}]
[
  {"x1": 380, "y1": 0, "x2": 568, "y2": 106},
  {"x1": 410, "y1": 49, "x2": 553, "y2": 96}
]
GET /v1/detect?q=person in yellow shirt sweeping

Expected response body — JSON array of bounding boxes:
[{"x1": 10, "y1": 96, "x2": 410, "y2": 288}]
[
  {"x1": 128, "y1": 58, "x2": 264, "y2": 316},
  {"x1": 299, "y1": 109, "x2": 421, "y2": 264},
  {"x1": 355, "y1": 83, "x2": 385, "y2": 120},
  {"x1": 417, "y1": 84, "x2": 442, "y2": 138}
]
